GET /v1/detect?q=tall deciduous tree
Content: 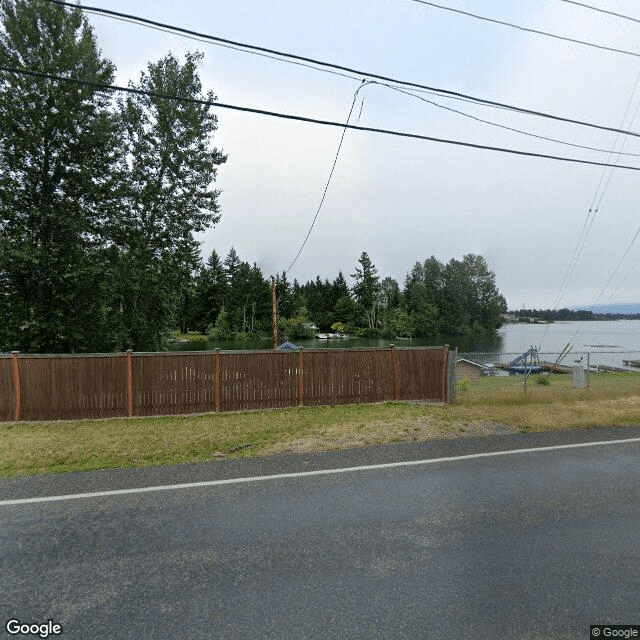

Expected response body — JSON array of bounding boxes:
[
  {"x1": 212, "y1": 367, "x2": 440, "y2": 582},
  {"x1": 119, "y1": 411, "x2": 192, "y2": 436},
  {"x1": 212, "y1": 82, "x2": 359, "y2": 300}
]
[
  {"x1": 110, "y1": 51, "x2": 227, "y2": 350},
  {"x1": 0, "y1": 1, "x2": 227, "y2": 352},
  {"x1": 0, "y1": 0, "x2": 120, "y2": 352}
]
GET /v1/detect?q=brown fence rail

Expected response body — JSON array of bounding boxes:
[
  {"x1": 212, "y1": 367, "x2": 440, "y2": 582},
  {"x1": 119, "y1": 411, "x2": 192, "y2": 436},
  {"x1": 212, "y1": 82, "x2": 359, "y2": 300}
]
[{"x1": 1, "y1": 346, "x2": 450, "y2": 422}]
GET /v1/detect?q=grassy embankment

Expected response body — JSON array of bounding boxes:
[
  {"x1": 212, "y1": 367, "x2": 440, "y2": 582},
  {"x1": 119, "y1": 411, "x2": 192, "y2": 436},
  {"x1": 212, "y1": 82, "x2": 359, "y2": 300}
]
[
  {"x1": 1, "y1": 372, "x2": 639, "y2": 477},
  {"x1": 170, "y1": 330, "x2": 208, "y2": 343}
]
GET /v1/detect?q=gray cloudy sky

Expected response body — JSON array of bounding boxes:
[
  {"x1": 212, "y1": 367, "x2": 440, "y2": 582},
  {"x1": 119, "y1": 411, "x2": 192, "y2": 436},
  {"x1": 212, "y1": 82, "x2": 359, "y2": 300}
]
[{"x1": 84, "y1": 0, "x2": 640, "y2": 309}]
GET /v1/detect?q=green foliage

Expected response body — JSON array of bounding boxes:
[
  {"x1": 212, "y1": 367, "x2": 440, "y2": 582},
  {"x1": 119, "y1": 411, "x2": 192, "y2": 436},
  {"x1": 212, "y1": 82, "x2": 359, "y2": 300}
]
[
  {"x1": 278, "y1": 316, "x2": 316, "y2": 340},
  {"x1": 401, "y1": 254, "x2": 505, "y2": 337},
  {"x1": 0, "y1": 1, "x2": 226, "y2": 353},
  {"x1": 535, "y1": 374, "x2": 551, "y2": 386},
  {"x1": 109, "y1": 50, "x2": 226, "y2": 351},
  {"x1": 353, "y1": 327, "x2": 383, "y2": 338},
  {"x1": 331, "y1": 322, "x2": 345, "y2": 334},
  {"x1": 207, "y1": 307, "x2": 236, "y2": 340},
  {"x1": 0, "y1": 3, "x2": 507, "y2": 352},
  {"x1": 0, "y1": 0, "x2": 120, "y2": 352},
  {"x1": 382, "y1": 308, "x2": 413, "y2": 338},
  {"x1": 351, "y1": 251, "x2": 381, "y2": 330},
  {"x1": 188, "y1": 250, "x2": 228, "y2": 334},
  {"x1": 333, "y1": 294, "x2": 359, "y2": 328}
]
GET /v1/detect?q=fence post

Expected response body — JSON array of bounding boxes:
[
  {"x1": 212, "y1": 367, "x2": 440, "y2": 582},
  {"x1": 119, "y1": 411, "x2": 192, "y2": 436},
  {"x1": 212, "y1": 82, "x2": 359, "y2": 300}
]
[
  {"x1": 390, "y1": 345, "x2": 399, "y2": 401},
  {"x1": 12, "y1": 351, "x2": 21, "y2": 422},
  {"x1": 449, "y1": 347, "x2": 458, "y2": 404},
  {"x1": 126, "y1": 350, "x2": 133, "y2": 418},
  {"x1": 442, "y1": 346, "x2": 450, "y2": 404},
  {"x1": 298, "y1": 347, "x2": 304, "y2": 407},
  {"x1": 215, "y1": 349, "x2": 221, "y2": 413}
]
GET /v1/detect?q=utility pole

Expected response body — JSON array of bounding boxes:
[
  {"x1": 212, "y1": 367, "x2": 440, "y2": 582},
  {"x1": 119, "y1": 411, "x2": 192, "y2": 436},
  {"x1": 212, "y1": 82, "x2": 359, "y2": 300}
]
[{"x1": 272, "y1": 277, "x2": 278, "y2": 350}]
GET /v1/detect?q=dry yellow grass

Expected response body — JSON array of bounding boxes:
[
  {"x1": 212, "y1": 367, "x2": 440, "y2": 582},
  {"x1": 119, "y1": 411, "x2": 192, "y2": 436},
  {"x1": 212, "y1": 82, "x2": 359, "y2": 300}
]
[{"x1": 1, "y1": 372, "x2": 638, "y2": 477}]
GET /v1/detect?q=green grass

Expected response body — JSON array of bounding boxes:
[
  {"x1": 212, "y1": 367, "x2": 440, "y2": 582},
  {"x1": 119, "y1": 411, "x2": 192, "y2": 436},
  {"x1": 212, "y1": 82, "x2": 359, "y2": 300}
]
[
  {"x1": 170, "y1": 330, "x2": 208, "y2": 342},
  {"x1": 1, "y1": 372, "x2": 639, "y2": 477}
]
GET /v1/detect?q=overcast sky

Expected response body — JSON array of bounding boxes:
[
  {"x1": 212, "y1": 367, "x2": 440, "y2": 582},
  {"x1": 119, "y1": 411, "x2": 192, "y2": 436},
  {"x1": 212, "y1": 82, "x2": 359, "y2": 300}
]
[{"x1": 82, "y1": 0, "x2": 640, "y2": 310}]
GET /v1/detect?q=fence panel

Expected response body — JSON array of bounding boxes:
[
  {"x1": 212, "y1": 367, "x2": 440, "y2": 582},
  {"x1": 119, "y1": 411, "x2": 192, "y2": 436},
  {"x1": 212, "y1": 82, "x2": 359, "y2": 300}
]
[
  {"x1": 396, "y1": 347, "x2": 449, "y2": 402},
  {"x1": 0, "y1": 357, "x2": 15, "y2": 422},
  {"x1": 303, "y1": 349, "x2": 395, "y2": 406},
  {"x1": 18, "y1": 355, "x2": 127, "y2": 421},
  {"x1": 133, "y1": 352, "x2": 216, "y2": 417},
  {"x1": 2, "y1": 347, "x2": 450, "y2": 422},
  {"x1": 220, "y1": 351, "x2": 299, "y2": 412}
]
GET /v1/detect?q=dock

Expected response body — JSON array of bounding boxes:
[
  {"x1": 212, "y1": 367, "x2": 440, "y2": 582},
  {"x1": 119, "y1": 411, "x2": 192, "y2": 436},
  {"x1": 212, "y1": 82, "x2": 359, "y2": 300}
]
[
  {"x1": 497, "y1": 361, "x2": 571, "y2": 374},
  {"x1": 539, "y1": 361, "x2": 572, "y2": 374},
  {"x1": 597, "y1": 363, "x2": 639, "y2": 373}
]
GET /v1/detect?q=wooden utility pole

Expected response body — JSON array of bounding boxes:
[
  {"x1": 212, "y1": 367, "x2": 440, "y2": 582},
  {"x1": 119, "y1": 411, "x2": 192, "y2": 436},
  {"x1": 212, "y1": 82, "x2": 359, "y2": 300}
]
[{"x1": 271, "y1": 277, "x2": 278, "y2": 350}]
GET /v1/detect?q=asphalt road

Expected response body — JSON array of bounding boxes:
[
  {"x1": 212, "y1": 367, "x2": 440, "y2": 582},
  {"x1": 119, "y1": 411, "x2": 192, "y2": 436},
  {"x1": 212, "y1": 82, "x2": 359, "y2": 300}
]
[{"x1": 1, "y1": 426, "x2": 639, "y2": 639}]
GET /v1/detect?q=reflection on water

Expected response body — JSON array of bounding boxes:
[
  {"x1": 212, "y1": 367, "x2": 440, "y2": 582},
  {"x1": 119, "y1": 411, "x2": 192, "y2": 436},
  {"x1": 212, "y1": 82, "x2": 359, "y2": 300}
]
[
  {"x1": 169, "y1": 320, "x2": 640, "y2": 370},
  {"x1": 169, "y1": 333, "x2": 504, "y2": 353}
]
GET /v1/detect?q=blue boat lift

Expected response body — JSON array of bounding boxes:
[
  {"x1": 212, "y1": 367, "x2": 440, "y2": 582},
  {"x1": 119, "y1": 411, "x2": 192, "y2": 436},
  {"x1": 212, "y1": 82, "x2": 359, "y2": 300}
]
[{"x1": 506, "y1": 347, "x2": 542, "y2": 375}]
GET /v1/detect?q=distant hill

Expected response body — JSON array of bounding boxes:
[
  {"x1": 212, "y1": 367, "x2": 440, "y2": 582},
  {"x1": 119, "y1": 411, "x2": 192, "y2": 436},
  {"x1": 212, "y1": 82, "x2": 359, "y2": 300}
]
[
  {"x1": 508, "y1": 305, "x2": 640, "y2": 321},
  {"x1": 571, "y1": 303, "x2": 640, "y2": 315}
]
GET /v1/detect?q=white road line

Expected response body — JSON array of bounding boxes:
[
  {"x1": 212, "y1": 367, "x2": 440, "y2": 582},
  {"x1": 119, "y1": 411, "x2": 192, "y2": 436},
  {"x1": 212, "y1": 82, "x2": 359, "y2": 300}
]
[{"x1": 2, "y1": 437, "x2": 640, "y2": 507}]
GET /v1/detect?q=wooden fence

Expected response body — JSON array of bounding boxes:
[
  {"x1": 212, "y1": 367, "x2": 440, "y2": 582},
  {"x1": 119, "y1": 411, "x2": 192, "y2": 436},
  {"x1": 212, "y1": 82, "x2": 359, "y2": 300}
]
[{"x1": 0, "y1": 346, "x2": 451, "y2": 422}]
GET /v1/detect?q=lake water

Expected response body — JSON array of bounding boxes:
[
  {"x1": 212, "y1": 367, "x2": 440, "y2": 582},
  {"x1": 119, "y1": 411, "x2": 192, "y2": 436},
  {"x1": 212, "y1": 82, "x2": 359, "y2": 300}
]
[{"x1": 171, "y1": 320, "x2": 640, "y2": 370}]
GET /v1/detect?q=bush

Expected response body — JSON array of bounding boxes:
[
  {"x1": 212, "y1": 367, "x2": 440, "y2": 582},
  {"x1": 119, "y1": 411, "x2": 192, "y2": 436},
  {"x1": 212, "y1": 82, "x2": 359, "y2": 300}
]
[
  {"x1": 535, "y1": 374, "x2": 551, "y2": 386},
  {"x1": 207, "y1": 307, "x2": 236, "y2": 340},
  {"x1": 354, "y1": 327, "x2": 383, "y2": 338},
  {"x1": 278, "y1": 316, "x2": 316, "y2": 339}
]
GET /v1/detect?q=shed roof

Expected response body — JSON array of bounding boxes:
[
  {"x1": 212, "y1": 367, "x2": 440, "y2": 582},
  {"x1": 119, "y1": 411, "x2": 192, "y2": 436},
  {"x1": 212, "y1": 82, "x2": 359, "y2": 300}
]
[
  {"x1": 278, "y1": 341, "x2": 300, "y2": 351},
  {"x1": 456, "y1": 358, "x2": 488, "y2": 370}
]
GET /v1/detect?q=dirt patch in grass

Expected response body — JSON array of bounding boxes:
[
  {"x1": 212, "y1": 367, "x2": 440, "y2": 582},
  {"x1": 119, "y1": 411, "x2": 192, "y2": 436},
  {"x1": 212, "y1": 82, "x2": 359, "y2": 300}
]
[
  {"x1": 263, "y1": 418, "x2": 519, "y2": 455},
  {"x1": 1, "y1": 372, "x2": 639, "y2": 477}
]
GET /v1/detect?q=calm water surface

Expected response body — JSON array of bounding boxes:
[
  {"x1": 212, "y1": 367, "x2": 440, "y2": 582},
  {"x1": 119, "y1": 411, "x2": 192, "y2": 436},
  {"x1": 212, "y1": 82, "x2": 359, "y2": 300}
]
[{"x1": 171, "y1": 320, "x2": 640, "y2": 369}]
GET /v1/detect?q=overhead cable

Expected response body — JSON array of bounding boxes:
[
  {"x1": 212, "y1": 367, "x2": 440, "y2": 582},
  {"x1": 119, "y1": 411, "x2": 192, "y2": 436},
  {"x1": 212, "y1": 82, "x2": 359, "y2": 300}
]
[
  {"x1": 552, "y1": 69, "x2": 640, "y2": 314},
  {"x1": 3, "y1": 65, "x2": 640, "y2": 171},
  {"x1": 541, "y1": 68, "x2": 640, "y2": 350},
  {"x1": 41, "y1": 0, "x2": 640, "y2": 140},
  {"x1": 284, "y1": 81, "x2": 372, "y2": 275},
  {"x1": 555, "y1": 0, "x2": 640, "y2": 25},
  {"x1": 384, "y1": 84, "x2": 640, "y2": 158},
  {"x1": 408, "y1": 0, "x2": 640, "y2": 59},
  {"x1": 567, "y1": 221, "x2": 640, "y2": 346}
]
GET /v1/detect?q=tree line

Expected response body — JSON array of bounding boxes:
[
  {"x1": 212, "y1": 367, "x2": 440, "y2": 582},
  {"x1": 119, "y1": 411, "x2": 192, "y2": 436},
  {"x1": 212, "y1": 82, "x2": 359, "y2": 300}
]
[
  {"x1": 0, "y1": 0, "x2": 506, "y2": 353},
  {"x1": 515, "y1": 308, "x2": 640, "y2": 322},
  {"x1": 0, "y1": 0, "x2": 225, "y2": 353},
  {"x1": 183, "y1": 249, "x2": 507, "y2": 342}
]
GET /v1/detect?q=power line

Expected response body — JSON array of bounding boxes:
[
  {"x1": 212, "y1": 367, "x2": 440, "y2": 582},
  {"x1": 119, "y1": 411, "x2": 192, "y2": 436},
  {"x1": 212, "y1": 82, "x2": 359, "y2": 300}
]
[
  {"x1": 554, "y1": 0, "x2": 640, "y2": 25},
  {"x1": 408, "y1": 0, "x2": 640, "y2": 59},
  {"x1": 541, "y1": 68, "x2": 640, "y2": 350},
  {"x1": 567, "y1": 220, "x2": 640, "y2": 346},
  {"x1": 3, "y1": 65, "x2": 640, "y2": 171},
  {"x1": 384, "y1": 83, "x2": 640, "y2": 158},
  {"x1": 604, "y1": 253, "x2": 640, "y2": 303},
  {"x1": 552, "y1": 69, "x2": 640, "y2": 312},
  {"x1": 286, "y1": 77, "x2": 640, "y2": 275},
  {"x1": 41, "y1": 0, "x2": 640, "y2": 140},
  {"x1": 285, "y1": 82, "x2": 372, "y2": 275},
  {"x1": 51, "y1": 2, "x2": 360, "y2": 85}
]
